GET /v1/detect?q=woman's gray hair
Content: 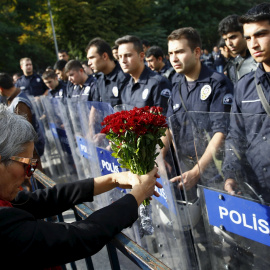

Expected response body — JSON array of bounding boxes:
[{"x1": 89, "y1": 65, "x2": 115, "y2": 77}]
[{"x1": 0, "y1": 104, "x2": 37, "y2": 162}]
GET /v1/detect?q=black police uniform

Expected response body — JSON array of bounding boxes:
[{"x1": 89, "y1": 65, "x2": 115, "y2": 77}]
[
  {"x1": 222, "y1": 63, "x2": 270, "y2": 201},
  {"x1": 15, "y1": 73, "x2": 47, "y2": 96},
  {"x1": 121, "y1": 66, "x2": 171, "y2": 114},
  {"x1": 96, "y1": 62, "x2": 130, "y2": 107},
  {"x1": 167, "y1": 64, "x2": 233, "y2": 186},
  {"x1": 48, "y1": 80, "x2": 67, "y2": 99},
  {"x1": 69, "y1": 75, "x2": 98, "y2": 101}
]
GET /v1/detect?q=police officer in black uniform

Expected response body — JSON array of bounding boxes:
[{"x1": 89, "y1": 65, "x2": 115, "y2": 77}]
[
  {"x1": 116, "y1": 35, "x2": 171, "y2": 114},
  {"x1": 42, "y1": 70, "x2": 67, "y2": 99},
  {"x1": 164, "y1": 27, "x2": 233, "y2": 191},
  {"x1": 86, "y1": 38, "x2": 130, "y2": 107},
  {"x1": 223, "y1": 3, "x2": 270, "y2": 203},
  {"x1": 15, "y1": 57, "x2": 47, "y2": 96},
  {"x1": 145, "y1": 46, "x2": 176, "y2": 84},
  {"x1": 218, "y1": 14, "x2": 257, "y2": 85},
  {"x1": 65, "y1": 60, "x2": 98, "y2": 101}
]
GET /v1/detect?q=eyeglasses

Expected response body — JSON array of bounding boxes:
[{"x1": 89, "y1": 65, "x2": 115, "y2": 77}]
[{"x1": 9, "y1": 156, "x2": 38, "y2": 177}]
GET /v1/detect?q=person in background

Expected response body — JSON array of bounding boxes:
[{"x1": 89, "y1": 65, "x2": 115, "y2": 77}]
[
  {"x1": 201, "y1": 48, "x2": 214, "y2": 70},
  {"x1": 13, "y1": 72, "x2": 22, "y2": 84},
  {"x1": 65, "y1": 60, "x2": 97, "y2": 101},
  {"x1": 15, "y1": 57, "x2": 47, "y2": 96},
  {"x1": 54, "y1": 60, "x2": 68, "y2": 83},
  {"x1": 58, "y1": 49, "x2": 70, "y2": 62},
  {"x1": 112, "y1": 45, "x2": 119, "y2": 61},
  {"x1": 212, "y1": 46, "x2": 225, "y2": 73},
  {"x1": 42, "y1": 70, "x2": 67, "y2": 99},
  {"x1": 218, "y1": 14, "x2": 257, "y2": 84},
  {"x1": 81, "y1": 60, "x2": 93, "y2": 76},
  {"x1": 145, "y1": 45, "x2": 175, "y2": 83}
]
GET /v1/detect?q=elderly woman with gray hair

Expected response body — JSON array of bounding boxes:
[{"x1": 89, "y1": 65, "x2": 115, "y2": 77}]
[{"x1": 0, "y1": 104, "x2": 161, "y2": 269}]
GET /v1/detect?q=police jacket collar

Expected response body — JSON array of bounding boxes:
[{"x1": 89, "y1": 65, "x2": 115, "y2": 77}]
[
  {"x1": 256, "y1": 63, "x2": 270, "y2": 85},
  {"x1": 135, "y1": 66, "x2": 153, "y2": 85},
  {"x1": 179, "y1": 63, "x2": 212, "y2": 86},
  {"x1": 104, "y1": 61, "x2": 121, "y2": 81}
]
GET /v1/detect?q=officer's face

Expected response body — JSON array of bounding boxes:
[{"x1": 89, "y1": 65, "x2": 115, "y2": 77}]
[
  {"x1": 66, "y1": 69, "x2": 83, "y2": 85},
  {"x1": 55, "y1": 69, "x2": 67, "y2": 82},
  {"x1": 145, "y1": 55, "x2": 162, "y2": 72},
  {"x1": 43, "y1": 77, "x2": 59, "y2": 90},
  {"x1": 87, "y1": 46, "x2": 106, "y2": 73},
  {"x1": 58, "y1": 52, "x2": 69, "y2": 62},
  {"x1": 244, "y1": 20, "x2": 270, "y2": 72},
  {"x1": 168, "y1": 38, "x2": 198, "y2": 76},
  {"x1": 21, "y1": 60, "x2": 33, "y2": 76},
  {"x1": 118, "y1": 43, "x2": 144, "y2": 75},
  {"x1": 112, "y1": 49, "x2": 119, "y2": 60},
  {"x1": 222, "y1": 32, "x2": 247, "y2": 57}
]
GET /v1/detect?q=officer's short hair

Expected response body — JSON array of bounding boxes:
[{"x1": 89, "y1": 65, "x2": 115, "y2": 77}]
[
  {"x1": 167, "y1": 27, "x2": 202, "y2": 51},
  {"x1": 20, "y1": 57, "x2": 31, "y2": 65},
  {"x1": 115, "y1": 35, "x2": 143, "y2": 54},
  {"x1": 59, "y1": 49, "x2": 68, "y2": 55},
  {"x1": 142, "y1": 40, "x2": 150, "y2": 47},
  {"x1": 239, "y1": 3, "x2": 270, "y2": 24},
  {"x1": 85, "y1": 38, "x2": 114, "y2": 61},
  {"x1": 54, "y1": 60, "x2": 67, "y2": 71},
  {"x1": 0, "y1": 73, "x2": 13, "y2": 89},
  {"x1": 42, "y1": 70, "x2": 57, "y2": 80},
  {"x1": 218, "y1": 15, "x2": 243, "y2": 36},
  {"x1": 65, "y1": 60, "x2": 83, "y2": 73},
  {"x1": 145, "y1": 46, "x2": 164, "y2": 59},
  {"x1": 81, "y1": 60, "x2": 88, "y2": 66},
  {"x1": 112, "y1": 45, "x2": 118, "y2": 51}
]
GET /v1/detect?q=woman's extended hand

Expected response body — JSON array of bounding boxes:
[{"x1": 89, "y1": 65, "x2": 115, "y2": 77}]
[{"x1": 128, "y1": 168, "x2": 163, "y2": 206}]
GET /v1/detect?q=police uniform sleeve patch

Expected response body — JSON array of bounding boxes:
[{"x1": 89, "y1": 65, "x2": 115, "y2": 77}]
[
  {"x1": 200, "y1": 85, "x2": 212, "y2": 100},
  {"x1": 161, "y1": 88, "x2": 171, "y2": 98},
  {"x1": 142, "y1": 89, "x2": 149, "y2": 100},
  {"x1": 112, "y1": 86, "x2": 119, "y2": 97},
  {"x1": 223, "y1": 93, "x2": 233, "y2": 105}
]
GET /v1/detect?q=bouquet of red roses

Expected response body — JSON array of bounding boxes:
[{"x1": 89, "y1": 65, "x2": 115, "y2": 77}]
[
  {"x1": 101, "y1": 106, "x2": 167, "y2": 204},
  {"x1": 101, "y1": 106, "x2": 167, "y2": 237}
]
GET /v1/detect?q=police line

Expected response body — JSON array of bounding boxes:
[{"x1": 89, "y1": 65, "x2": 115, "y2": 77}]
[{"x1": 29, "y1": 96, "x2": 270, "y2": 270}]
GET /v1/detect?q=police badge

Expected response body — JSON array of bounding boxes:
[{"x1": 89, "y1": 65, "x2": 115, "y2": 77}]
[{"x1": 200, "y1": 85, "x2": 212, "y2": 100}]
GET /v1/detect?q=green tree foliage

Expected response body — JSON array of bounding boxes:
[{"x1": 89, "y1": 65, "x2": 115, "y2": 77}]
[
  {"x1": 0, "y1": 0, "x2": 55, "y2": 74},
  {"x1": 1, "y1": 0, "x2": 267, "y2": 74}
]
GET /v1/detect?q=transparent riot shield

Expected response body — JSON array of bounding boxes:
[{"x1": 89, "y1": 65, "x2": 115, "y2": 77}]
[
  {"x1": 77, "y1": 103, "x2": 196, "y2": 269},
  {"x1": 169, "y1": 111, "x2": 270, "y2": 270},
  {"x1": 28, "y1": 96, "x2": 66, "y2": 183},
  {"x1": 40, "y1": 96, "x2": 78, "y2": 183}
]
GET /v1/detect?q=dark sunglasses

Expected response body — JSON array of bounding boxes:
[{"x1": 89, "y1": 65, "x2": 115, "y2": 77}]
[{"x1": 9, "y1": 156, "x2": 38, "y2": 177}]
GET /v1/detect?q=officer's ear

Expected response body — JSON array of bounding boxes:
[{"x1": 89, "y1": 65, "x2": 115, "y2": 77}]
[
  {"x1": 102, "y1": 52, "x2": 109, "y2": 61},
  {"x1": 157, "y1": 56, "x2": 163, "y2": 63},
  {"x1": 139, "y1": 51, "x2": 145, "y2": 61},
  {"x1": 194, "y1": 47, "x2": 201, "y2": 59}
]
